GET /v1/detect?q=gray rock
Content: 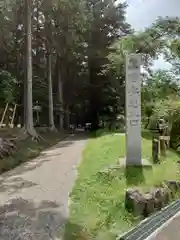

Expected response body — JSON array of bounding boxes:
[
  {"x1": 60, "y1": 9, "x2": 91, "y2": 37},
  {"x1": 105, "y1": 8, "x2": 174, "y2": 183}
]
[
  {"x1": 125, "y1": 188, "x2": 146, "y2": 216},
  {"x1": 0, "y1": 138, "x2": 16, "y2": 159},
  {"x1": 143, "y1": 193, "x2": 155, "y2": 217},
  {"x1": 165, "y1": 180, "x2": 180, "y2": 194},
  {"x1": 150, "y1": 187, "x2": 169, "y2": 211},
  {"x1": 125, "y1": 186, "x2": 171, "y2": 217},
  {"x1": 161, "y1": 187, "x2": 170, "y2": 204}
]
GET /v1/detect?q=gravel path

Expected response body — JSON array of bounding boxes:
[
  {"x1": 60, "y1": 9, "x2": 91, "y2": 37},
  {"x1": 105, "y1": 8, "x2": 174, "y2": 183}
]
[{"x1": 0, "y1": 133, "x2": 87, "y2": 240}]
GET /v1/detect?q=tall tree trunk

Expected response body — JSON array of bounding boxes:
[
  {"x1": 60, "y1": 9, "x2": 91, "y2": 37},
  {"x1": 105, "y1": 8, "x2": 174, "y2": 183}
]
[
  {"x1": 47, "y1": 51, "x2": 56, "y2": 131},
  {"x1": 45, "y1": 1, "x2": 56, "y2": 131},
  {"x1": 57, "y1": 55, "x2": 64, "y2": 130},
  {"x1": 89, "y1": 63, "x2": 100, "y2": 131},
  {"x1": 24, "y1": 0, "x2": 37, "y2": 137}
]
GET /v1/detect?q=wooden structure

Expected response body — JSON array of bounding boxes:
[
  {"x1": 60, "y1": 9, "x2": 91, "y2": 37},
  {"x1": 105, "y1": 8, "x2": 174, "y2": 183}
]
[
  {"x1": 151, "y1": 118, "x2": 170, "y2": 163},
  {"x1": 0, "y1": 102, "x2": 70, "y2": 129},
  {"x1": 0, "y1": 103, "x2": 17, "y2": 128},
  {"x1": 33, "y1": 102, "x2": 42, "y2": 126}
]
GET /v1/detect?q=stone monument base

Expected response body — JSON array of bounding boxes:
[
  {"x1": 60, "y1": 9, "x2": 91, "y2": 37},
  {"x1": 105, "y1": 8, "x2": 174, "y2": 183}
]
[{"x1": 119, "y1": 157, "x2": 152, "y2": 168}]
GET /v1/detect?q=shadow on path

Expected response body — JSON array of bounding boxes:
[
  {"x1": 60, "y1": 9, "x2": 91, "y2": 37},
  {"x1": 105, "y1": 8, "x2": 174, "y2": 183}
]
[
  {"x1": 0, "y1": 197, "x2": 84, "y2": 240},
  {"x1": 0, "y1": 176, "x2": 37, "y2": 194},
  {"x1": 0, "y1": 132, "x2": 88, "y2": 179},
  {"x1": 0, "y1": 132, "x2": 88, "y2": 239}
]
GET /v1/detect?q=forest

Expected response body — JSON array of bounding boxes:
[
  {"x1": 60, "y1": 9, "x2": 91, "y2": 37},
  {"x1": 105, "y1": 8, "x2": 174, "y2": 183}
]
[
  {"x1": 1, "y1": 1, "x2": 180, "y2": 239},
  {"x1": 0, "y1": 0, "x2": 180, "y2": 147}
]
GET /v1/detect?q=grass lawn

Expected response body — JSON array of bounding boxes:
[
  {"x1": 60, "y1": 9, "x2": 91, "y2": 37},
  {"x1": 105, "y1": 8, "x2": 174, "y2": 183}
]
[
  {"x1": 0, "y1": 130, "x2": 67, "y2": 174},
  {"x1": 66, "y1": 131, "x2": 180, "y2": 240}
]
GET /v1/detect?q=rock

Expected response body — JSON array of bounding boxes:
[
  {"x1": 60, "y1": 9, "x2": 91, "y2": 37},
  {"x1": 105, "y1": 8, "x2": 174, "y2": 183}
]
[
  {"x1": 125, "y1": 182, "x2": 175, "y2": 217},
  {"x1": 125, "y1": 188, "x2": 146, "y2": 216},
  {"x1": 143, "y1": 193, "x2": 155, "y2": 217},
  {"x1": 0, "y1": 138, "x2": 16, "y2": 159},
  {"x1": 165, "y1": 180, "x2": 180, "y2": 194},
  {"x1": 150, "y1": 187, "x2": 169, "y2": 211},
  {"x1": 162, "y1": 182, "x2": 173, "y2": 199},
  {"x1": 161, "y1": 187, "x2": 170, "y2": 204},
  {"x1": 125, "y1": 186, "x2": 171, "y2": 217}
]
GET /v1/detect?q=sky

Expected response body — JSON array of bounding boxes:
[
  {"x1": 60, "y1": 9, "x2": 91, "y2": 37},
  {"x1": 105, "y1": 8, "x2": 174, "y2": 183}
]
[{"x1": 122, "y1": 0, "x2": 180, "y2": 70}]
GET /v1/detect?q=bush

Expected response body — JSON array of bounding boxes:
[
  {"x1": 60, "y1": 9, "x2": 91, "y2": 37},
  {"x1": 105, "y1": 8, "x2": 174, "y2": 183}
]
[
  {"x1": 0, "y1": 70, "x2": 18, "y2": 104},
  {"x1": 149, "y1": 98, "x2": 180, "y2": 149}
]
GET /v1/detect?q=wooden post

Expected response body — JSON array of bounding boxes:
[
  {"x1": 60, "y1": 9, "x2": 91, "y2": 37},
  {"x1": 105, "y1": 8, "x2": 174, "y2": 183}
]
[
  {"x1": 152, "y1": 136, "x2": 159, "y2": 163},
  {"x1": 9, "y1": 104, "x2": 17, "y2": 128},
  {"x1": 165, "y1": 136, "x2": 170, "y2": 149},
  {"x1": 0, "y1": 103, "x2": 8, "y2": 127},
  {"x1": 158, "y1": 119, "x2": 167, "y2": 157},
  {"x1": 159, "y1": 130, "x2": 166, "y2": 157},
  {"x1": 164, "y1": 126, "x2": 170, "y2": 149}
]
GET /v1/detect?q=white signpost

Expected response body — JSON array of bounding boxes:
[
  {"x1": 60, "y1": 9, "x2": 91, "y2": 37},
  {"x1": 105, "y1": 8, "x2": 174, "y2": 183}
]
[{"x1": 125, "y1": 54, "x2": 142, "y2": 166}]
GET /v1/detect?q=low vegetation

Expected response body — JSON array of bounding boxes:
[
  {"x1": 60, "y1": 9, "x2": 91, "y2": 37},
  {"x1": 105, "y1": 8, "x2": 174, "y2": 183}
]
[
  {"x1": 66, "y1": 131, "x2": 179, "y2": 240},
  {"x1": 0, "y1": 130, "x2": 67, "y2": 174}
]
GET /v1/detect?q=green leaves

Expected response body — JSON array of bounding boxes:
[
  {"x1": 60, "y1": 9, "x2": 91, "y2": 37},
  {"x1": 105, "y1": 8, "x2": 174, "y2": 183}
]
[
  {"x1": 0, "y1": 70, "x2": 18, "y2": 103},
  {"x1": 152, "y1": 17, "x2": 180, "y2": 37},
  {"x1": 107, "y1": 28, "x2": 166, "y2": 76},
  {"x1": 170, "y1": 39, "x2": 180, "y2": 56}
]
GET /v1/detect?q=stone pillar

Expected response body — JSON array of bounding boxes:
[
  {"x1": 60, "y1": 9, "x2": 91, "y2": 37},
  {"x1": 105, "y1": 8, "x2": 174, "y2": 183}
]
[{"x1": 125, "y1": 54, "x2": 142, "y2": 166}]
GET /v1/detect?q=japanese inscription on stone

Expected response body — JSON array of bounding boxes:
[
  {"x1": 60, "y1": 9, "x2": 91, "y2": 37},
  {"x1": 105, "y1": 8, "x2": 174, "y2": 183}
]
[{"x1": 125, "y1": 54, "x2": 142, "y2": 165}]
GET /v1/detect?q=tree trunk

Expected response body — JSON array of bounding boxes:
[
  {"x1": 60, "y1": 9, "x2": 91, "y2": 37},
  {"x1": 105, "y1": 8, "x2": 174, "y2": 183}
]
[
  {"x1": 47, "y1": 51, "x2": 56, "y2": 131},
  {"x1": 89, "y1": 65, "x2": 99, "y2": 131},
  {"x1": 64, "y1": 106, "x2": 70, "y2": 130},
  {"x1": 57, "y1": 55, "x2": 64, "y2": 130},
  {"x1": 45, "y1": 1, "x2": 56, "y2": 132},
  {"x1": 24, "y1": 0, "x2": 38, "y2": 138}
]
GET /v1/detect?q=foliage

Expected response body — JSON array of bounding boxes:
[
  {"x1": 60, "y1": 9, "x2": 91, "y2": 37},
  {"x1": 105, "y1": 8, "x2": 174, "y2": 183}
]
[
  {"x1": 0, "y1": 0, "x2": 133, "y2": 128},
  {"x1": 152, "y1": 17, "x2": 180, "y2": 37},
  {"x1": 149, "y1": 17, "x2": 180, "y2": 148},
  {"x1": 106, "y1": 28, "x2": 165, "y2": 76},
  {"x1": 0, "y1": 70, "x2": 18, "y2": 103},
  {"x1": 150, "y1": 17, "x2": 180, "y2": 76},
  {"x1": 85, "y1": 0, "x2": 131, "y2": 129},
  {"x1": 105, "y1": 26, "x2": 167, "y2": 123},
  {"x1": 148, "y1": 97, "x2": 180, "y2": 149},
  {"x1": 141, "y1": 69, "x2": 179, "y2": 128},
  {"x1": 143, "y1": 70, "x2": 179, "y2": 100},
  {"x1": 0, "y1": 1, "x2": 180, "y2": 131}
]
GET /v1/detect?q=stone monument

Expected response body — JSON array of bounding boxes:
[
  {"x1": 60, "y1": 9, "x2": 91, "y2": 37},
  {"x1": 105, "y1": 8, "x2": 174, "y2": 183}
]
[{"x1": 124, "y1": 53, "x2": 151, "y2": 166}]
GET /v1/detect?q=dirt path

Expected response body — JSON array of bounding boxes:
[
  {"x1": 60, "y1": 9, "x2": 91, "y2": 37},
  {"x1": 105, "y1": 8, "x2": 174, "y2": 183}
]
[{"x1": 0, "y1": 133, "x2": 87, "y2": 240}]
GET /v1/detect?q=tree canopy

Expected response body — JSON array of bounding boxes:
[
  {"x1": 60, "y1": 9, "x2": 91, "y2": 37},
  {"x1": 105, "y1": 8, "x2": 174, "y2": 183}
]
[{"x1": 0, "y1": 1, "x2": 180, "y2": 134}]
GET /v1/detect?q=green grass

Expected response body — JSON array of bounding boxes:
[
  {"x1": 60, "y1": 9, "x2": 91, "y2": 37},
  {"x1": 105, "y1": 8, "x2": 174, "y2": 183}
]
[
  {"x1": 66, "y1": 131, "x2": 180, "y2": 240},
  {"x1": 0, "y1": 131, "x2": 67, "y2": 174}
]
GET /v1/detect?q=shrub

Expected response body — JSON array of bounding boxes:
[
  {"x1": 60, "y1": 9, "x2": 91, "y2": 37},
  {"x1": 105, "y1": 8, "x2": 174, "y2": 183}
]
[
  {"x1": 149, "y1": 98, "x2": 180, "y2": 149},
  {"x1": 0, "y1": 70, "x2": 18, "y2": 104}
]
